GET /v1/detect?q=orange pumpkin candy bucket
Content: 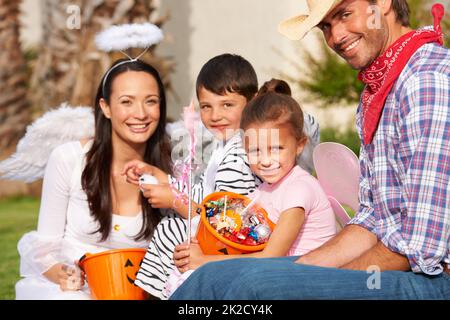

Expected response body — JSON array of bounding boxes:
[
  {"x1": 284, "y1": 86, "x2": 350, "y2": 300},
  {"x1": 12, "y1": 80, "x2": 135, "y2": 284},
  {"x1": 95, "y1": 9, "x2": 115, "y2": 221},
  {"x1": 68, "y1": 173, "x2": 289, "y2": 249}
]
[
  {"x1": 196, "y1": 191, "x2": 275, "y2": 255},
  {"x1": 78, "y1": 248, "x2": 148, "y2": 300}
]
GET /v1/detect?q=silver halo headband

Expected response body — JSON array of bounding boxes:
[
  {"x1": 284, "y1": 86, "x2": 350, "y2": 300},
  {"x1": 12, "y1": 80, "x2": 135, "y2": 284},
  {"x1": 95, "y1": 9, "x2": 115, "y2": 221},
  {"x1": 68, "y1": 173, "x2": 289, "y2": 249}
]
[{"x1": 94, "y1": 23, "x2": 164, "y2": 98}]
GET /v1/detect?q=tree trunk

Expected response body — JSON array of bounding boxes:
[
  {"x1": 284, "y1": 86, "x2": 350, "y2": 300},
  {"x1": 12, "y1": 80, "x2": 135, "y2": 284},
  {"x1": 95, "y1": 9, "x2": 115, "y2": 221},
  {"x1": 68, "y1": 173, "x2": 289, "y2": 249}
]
[
  {"x1": 0, "y1": 0, "x2": 30, "y2": 150},
  {"x1": 31, "y1": 0, "x2": 173, "y2": 111}
]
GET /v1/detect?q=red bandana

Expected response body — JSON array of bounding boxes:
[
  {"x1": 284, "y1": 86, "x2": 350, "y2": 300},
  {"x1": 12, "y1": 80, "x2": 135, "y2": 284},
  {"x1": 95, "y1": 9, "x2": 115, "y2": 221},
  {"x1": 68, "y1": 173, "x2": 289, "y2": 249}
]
[{"x1": 358, "y1": 4, "x2": 444, "y2": 145}]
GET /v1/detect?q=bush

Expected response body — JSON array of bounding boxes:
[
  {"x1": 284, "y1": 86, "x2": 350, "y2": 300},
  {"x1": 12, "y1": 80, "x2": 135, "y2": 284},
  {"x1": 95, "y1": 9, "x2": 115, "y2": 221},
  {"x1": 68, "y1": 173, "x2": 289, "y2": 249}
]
[{"x1": 297, "y1": 41, "x2": 365, "y2": 107}]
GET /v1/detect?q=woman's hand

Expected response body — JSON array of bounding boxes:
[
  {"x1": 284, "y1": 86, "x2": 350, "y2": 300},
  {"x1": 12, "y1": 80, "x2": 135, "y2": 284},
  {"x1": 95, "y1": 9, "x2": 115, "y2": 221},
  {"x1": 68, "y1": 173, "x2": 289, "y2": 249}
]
[
  {"x1": 122, "y1": 160, "x2": 169, "y2": 185},
  {"x1": 43, "y1": 262, "x2": 85, "y2": 291},
  {"x1": 173, "y1": 238, "x2": 207, "y2": 272}
]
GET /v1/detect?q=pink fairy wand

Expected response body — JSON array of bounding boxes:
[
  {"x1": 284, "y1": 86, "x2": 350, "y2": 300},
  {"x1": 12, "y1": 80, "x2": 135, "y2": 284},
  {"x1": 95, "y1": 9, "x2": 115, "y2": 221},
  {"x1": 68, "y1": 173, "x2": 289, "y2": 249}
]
[{"x1": 181, "y1": 99, "x2": 198, "y2": 245}]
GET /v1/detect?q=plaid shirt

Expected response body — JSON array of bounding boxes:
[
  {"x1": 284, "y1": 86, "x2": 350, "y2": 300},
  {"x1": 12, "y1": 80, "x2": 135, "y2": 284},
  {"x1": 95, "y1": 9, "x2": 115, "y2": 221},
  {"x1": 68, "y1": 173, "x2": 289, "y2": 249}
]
[{"x1": 349, "y1": 42, "x2": 450, "y2": 275}]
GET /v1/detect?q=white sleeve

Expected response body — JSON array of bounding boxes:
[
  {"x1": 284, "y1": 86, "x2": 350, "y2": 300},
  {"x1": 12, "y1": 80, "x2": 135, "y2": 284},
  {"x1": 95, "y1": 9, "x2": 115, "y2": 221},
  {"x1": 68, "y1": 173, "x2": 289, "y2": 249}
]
[{"x1": 18, "y1": 143, "x2": 77, "y2": 276}]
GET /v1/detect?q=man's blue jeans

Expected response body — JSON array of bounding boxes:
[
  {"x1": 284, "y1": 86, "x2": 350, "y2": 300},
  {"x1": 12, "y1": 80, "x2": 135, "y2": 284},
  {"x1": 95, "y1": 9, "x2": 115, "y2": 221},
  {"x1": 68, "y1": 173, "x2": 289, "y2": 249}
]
[{"x1": 170, "y1": 257, "x2": 450, "y2": 300}]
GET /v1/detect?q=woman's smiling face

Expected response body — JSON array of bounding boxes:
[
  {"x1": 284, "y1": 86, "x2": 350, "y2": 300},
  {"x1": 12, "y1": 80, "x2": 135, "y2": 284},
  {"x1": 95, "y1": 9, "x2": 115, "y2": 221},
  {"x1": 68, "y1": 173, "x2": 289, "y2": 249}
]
[{"x1": 100, "y1": 71, "x2": 161, "y2": 146}]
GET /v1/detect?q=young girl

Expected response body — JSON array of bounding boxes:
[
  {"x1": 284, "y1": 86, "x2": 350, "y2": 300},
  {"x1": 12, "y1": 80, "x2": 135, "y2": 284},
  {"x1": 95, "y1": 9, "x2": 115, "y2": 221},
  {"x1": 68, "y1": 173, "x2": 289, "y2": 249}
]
[
  {"x1": 14, "y1": 59, "x2": 171, "y2": 300},
  {"x1": 169, "y1": 79, "x2": 336, "y2": 297}
]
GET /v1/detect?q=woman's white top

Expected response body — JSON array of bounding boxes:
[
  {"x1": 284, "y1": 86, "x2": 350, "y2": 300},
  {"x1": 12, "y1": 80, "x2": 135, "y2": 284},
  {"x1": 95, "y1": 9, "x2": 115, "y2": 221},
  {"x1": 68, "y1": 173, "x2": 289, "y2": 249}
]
[{"x1": 16, "y1": 141, "x2": 148, "y2": 299}]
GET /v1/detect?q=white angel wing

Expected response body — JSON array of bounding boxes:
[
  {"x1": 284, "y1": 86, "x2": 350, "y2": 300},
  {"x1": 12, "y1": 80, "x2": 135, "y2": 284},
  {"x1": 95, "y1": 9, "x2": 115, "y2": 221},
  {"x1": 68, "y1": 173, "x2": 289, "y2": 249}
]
[{"x1": 0, "y1": 103, "x2": 95, "y2": 183}]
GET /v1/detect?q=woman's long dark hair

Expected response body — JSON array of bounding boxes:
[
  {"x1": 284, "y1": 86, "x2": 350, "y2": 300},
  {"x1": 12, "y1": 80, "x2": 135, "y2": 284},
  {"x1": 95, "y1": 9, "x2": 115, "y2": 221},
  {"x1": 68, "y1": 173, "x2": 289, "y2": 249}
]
[{"x1": 82, "y1": 59, "x2": 172, "y2": 241}]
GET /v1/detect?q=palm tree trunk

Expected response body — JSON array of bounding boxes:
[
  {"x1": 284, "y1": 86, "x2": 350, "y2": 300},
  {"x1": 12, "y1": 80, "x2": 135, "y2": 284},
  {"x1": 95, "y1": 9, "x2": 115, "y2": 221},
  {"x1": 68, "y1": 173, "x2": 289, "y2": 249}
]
[{"x1": 0, "y1": 0, "x2": 29, "y2": 150}]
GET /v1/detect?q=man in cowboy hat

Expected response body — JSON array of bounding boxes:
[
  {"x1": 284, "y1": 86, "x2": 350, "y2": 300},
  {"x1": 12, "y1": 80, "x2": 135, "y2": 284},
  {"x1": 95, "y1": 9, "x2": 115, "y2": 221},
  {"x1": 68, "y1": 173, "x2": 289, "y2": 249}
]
[{"x1": 170, "y1": 0, "x2": 449, "y2": 299}]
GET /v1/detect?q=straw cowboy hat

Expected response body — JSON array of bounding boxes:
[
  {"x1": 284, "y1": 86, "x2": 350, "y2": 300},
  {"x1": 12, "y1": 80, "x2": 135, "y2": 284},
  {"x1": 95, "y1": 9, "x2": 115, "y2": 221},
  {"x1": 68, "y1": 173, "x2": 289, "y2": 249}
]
[{"x1": 278, "y1": 0, "x2": 343, "y2": 40}]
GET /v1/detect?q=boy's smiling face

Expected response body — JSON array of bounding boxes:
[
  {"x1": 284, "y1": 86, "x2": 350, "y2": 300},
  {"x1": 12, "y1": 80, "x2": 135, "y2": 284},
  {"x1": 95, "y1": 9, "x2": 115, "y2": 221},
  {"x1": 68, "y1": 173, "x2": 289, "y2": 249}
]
[{"x1": 198, "y1": 86, "x2": 248, "y2": 141}]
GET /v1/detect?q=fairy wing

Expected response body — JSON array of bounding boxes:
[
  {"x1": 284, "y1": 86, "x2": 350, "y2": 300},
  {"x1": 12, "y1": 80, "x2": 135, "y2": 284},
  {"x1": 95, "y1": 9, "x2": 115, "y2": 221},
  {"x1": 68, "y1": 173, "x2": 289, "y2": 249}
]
[{"x1": 0, "y1": 103, "x2": 94, "y2": 183}]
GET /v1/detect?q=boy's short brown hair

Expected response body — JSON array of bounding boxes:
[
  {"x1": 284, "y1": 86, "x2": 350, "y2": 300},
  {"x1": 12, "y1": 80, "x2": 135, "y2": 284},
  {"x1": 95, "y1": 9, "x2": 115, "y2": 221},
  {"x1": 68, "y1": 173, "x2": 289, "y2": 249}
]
[{"x1": 196, "y1": 54, "x2": 258, "y2": 102}]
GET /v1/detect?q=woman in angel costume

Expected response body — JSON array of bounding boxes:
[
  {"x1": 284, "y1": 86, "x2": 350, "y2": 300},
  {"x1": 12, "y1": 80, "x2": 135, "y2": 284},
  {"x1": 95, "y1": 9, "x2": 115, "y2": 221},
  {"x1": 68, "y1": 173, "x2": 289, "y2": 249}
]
[{"x1": 3, "y1": 24, "x2": 173, "y2": 300}]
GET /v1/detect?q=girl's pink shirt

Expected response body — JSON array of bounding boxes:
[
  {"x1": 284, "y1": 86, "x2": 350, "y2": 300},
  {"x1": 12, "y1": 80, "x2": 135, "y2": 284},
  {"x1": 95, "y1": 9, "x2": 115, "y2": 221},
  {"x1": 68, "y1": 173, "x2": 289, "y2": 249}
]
[{"x1": 252, "y1": 165, "x2": 336, "y2": 256}]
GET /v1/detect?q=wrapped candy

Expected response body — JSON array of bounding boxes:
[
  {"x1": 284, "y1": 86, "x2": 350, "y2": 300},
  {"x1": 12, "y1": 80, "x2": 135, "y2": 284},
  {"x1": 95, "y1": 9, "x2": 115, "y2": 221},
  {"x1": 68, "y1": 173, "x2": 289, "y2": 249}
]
[
  {"x1": 204, "y1": 196, "x2": 272, "y2": 246},
  {"x1": 254, "y1": 224, "x2": 271, "y2": 242}
]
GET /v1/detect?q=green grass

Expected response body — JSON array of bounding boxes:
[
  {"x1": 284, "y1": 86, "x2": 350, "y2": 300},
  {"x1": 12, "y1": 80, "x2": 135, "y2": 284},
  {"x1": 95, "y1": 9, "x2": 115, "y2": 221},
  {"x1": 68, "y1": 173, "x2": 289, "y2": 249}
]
[
  {"x1": 343, "y1": 205, "x2": 355, "y2": 218},
  {"x1": 0, "y1": 196, "x2": 39, "y2": 300}
]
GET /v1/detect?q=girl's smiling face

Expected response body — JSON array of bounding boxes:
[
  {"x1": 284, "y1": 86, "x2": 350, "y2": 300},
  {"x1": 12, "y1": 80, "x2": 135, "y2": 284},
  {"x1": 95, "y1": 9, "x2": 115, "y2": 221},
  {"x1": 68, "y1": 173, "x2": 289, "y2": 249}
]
[{"x1": 244, "y1": 121, "x2": 306, "y2": 184}]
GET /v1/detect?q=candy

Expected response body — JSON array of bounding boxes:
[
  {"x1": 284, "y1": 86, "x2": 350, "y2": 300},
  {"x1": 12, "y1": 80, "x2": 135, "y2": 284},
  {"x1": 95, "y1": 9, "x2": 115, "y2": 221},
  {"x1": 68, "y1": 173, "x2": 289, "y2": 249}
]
[
  {"x1": 206, "y1": 208, "x2": 215, "y2": 217},
  {"x1": 254, "y1": 224, "x2": 271, "y2": 242},
  {"x1": 228, "y1": 233, "x2": 240, "y2": 243},
  {"x1": 237, "y1": 232, "x2": 246, "y2": 240},
  {"x1": 249, "y1": 229, "x2": 258, "y2": 241},
  {"x1": 216, "y1": 218, "x2": 231, "y2": 231},
  {"x1": 210, "y1": 200, "x2": 224, "y2": 207},
  {"x1": 243, "y1": 237, "x2": 257, "y2": 246},
  {"x1": 204, "y1": 196, "x2": 272, "y2": 246},
  {"x1": 249, "y1": 215, "x2": 260, "y2": 226}
]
